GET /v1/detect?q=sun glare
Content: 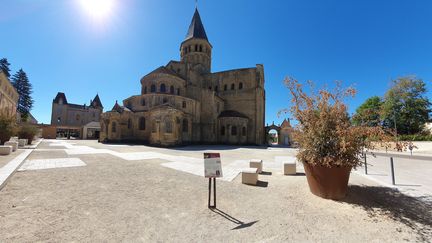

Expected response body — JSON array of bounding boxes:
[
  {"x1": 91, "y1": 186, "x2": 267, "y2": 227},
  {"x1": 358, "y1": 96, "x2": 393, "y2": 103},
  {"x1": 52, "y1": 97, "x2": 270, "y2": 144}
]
[{"x1": 79, "y1": 0, "x2": 115, "y2": 19}]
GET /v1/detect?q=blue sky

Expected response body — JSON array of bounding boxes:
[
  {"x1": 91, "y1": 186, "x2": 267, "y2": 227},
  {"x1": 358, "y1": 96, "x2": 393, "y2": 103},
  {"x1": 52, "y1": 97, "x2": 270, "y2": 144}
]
[{"x1": 1, "y1": 0, "x2": 431, "y2": 125}]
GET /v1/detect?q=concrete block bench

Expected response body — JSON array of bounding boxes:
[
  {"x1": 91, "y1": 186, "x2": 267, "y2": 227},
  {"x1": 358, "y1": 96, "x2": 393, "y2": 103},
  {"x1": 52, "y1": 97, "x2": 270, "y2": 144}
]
[
  {"x1": 242, "y1": 168, "x2": 258, "y2": 185},
  {"x1": 9, "y1": 137, "x2": 19, "y2": 142},
  {"x1": 283, "y1": 161, "x2": 297, "y2": 175},
  {"x1": 4, "y1": 141, "x2": 18, "y2": 152},
  {"x1": 18, "y1": 139, "x2": 27, "y2": 147},
  {"x1": 249, "y1": 159, "x2": 263, "y2": 173},
  {"x1": 0, "y1": 146, "x2": 12, "y2": 155}
]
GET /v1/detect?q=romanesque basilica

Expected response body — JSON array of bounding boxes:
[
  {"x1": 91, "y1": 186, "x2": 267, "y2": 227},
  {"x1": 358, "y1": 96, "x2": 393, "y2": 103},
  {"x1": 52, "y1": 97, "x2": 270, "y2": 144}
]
[{"x1": 100, "y1": 8, "x2": 266, "y2": 146}]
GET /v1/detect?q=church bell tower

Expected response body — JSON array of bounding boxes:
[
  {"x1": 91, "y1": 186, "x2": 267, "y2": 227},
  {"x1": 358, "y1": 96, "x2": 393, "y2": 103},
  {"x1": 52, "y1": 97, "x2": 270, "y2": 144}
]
[{"x1": 180, "y1": 8, "x2": 212, "y2": 73}]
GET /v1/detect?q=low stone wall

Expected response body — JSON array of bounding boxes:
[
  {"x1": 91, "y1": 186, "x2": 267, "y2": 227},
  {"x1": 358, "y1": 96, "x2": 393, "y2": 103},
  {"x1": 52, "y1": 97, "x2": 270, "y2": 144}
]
[{"x1": 374, "y1": 141, "x2": 432, "y2": 153}]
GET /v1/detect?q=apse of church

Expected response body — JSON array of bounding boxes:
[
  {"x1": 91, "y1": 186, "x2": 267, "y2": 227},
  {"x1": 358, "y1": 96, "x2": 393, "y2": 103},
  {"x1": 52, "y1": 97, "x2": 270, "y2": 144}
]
[{"x1": 100, "y1": 8, "x2": 265, "y2": 146}]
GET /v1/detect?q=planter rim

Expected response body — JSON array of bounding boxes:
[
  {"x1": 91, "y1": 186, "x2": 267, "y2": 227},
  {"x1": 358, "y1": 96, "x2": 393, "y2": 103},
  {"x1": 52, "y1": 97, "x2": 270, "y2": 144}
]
[{"x1": 302, "y1": 161, "x2": 352, "y2": 169}]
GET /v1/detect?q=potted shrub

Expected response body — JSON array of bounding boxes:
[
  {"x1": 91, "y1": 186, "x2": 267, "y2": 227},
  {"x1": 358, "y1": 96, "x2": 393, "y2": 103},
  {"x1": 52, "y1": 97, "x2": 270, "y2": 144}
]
[
  {"x1": 283, "y1": 78, "x2": 389, "y2": 200},
  {"x1": 18, "y1": 123, "x2": 38, "y2": 144}
]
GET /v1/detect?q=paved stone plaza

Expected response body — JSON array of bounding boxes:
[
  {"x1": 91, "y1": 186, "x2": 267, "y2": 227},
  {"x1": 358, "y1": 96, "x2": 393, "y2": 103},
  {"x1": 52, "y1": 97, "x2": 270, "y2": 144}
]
[
  {"x1": 0, "y1": 140, "x2": 431, "y2": 242},
  {"x1": 355, "y1": 153, "x2": 432, "y2": 199}
]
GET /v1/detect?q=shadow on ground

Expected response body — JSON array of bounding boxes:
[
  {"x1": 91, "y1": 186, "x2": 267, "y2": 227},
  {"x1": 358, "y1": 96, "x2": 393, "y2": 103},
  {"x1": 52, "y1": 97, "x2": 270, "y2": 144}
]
[
  {"x1": 260, "y1": 171, "x2": 272, "y2": 176},
  {"x1": 292, "y1": 172, "x2": 306, "y2": 176},
  {"x1": 173, "y1": 145, "x2": 269, "y2": 151},
  {"x1": 341, "y1": 185, "x2": 432, "y2": 241},
  {"x1": 210, "y1": 208, "x2": 258, "y2": 230}
]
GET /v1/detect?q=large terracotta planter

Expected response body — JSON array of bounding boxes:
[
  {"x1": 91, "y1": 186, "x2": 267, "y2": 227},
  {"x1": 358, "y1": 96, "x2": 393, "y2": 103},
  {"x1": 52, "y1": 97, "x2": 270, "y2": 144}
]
[{"x1": 303, "y1": 162, "x2": 352, "y2": 200}]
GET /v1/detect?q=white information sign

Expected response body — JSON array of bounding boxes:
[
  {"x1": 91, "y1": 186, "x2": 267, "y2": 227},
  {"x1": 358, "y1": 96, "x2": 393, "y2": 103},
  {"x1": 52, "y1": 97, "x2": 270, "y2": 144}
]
[{"x1": 204, "y1": 153, "x2": 223, "y2": 178}]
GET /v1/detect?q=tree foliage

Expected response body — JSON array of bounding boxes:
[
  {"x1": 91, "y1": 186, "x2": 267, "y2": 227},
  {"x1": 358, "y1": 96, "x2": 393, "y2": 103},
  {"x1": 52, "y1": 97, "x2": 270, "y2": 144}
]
[
  {"x1": 0, "y1": 111, "x2": 17, "y2": 144},
  {"x1": 0, "y1": 58, "x2": 11, "y2": 78},
  {"x1": 11, "y1": 69, "x2": 34, "y2": 119},
  {"x1": 17, "y1": 123, "x2": 38, "y2": 144},
  {"x1": 352, "y1": 96, "x2": 383, "y2": 127},
  {"x1": 381, "y1": 76, "x2": 431, "y2": 135}
]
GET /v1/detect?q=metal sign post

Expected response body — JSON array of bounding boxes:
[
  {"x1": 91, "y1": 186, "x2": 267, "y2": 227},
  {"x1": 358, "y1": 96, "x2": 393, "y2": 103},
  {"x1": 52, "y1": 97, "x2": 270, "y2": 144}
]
[
  {"x1": 390, "y1": 157, "x2": 396, "y2": 185},
  {"x1": 208, "y1": 177, "x2": 216, "y2": 208},
  {"x1": 364, "y1": 152, "x2": 368, "y2": 175}
]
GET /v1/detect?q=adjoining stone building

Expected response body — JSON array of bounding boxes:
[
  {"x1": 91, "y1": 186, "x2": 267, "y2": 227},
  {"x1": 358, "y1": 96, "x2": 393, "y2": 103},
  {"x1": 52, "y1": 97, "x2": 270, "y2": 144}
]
[
  {"x1": 100, "y1": 8, "x2": 266, "y2": 146},
  {"x1": 45, "y1": 92, "x2": 103, "y2": 139},
  {"x1": 0, "y1": 70, "x2": 18, "y2": 118},
  {"x1": 265, "y1": 119, "x2": 295, "y2": 146}
]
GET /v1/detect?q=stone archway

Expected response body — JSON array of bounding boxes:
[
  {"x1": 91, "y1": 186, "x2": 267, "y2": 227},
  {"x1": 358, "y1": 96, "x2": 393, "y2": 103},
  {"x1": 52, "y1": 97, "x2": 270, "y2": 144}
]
[{"x1": 265, "y1": 124, "x2": 281, "y2": 146}]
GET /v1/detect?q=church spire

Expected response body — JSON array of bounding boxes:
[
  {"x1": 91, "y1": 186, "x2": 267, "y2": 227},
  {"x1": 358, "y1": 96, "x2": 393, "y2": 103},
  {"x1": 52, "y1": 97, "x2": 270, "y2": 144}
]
[
  {"x1": 180, "y1": 7, "x2": 212, "y2": 73},
  {"x1": 185, "y1": 8, "x2": 208, "y2": 42}
]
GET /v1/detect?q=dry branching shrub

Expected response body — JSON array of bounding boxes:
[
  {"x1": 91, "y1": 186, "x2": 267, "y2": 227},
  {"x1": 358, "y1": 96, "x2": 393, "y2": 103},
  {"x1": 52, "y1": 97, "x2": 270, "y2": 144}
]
[{"x1": 281, "y1": 77, "x2": 393, "y2": 168}]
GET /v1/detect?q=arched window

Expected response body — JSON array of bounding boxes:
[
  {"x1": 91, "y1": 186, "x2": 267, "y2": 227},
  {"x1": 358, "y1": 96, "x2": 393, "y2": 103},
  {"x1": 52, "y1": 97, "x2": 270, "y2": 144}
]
[
  {"x1": 195, "y1": 44, "x2": 198, "y2": 51},
  {"x1": 160, "y1": 83, "x2": 166, "y2": 93},
  {"x1": 165, "y1": 120, "x2": 172, "y2": 133},
  {"x1": 221, "y1": 126, "x2": 225, "y2": 136},
  {"x1": 151, "y1": 84, "x2": 156, "y2": 93},
  {"x1": 182, "y1": 101, "x2": 186, "y2": 108},
  {"x1": 215, "y1": 86, "x2": 218, "y2": 92},
  {"x1": 242, "y1": 127, "x2": 246, "y2": 136},
  {"x1": 231, "y1": 83, "x2": 235, "y2": 90},
  {"x1": 143, "y1": 87, "x2": 147, "y2": 94},
  {"x1": 239, "y1": 82, "x2": 243, "y2": 89},
  {"x1": 224, "y1": 85, "x2": 227, "y2": 91},
  {"x1": 199, "y1": 45, "x2": 203, "y2": 52},
  {"x1": 231, "y1": 126, "x2": 237, "y2": 135},
  {"x1": 127, "y1": 119, "x2": 132, "y2": 129},
  {"x1": 112, "y1": 122, "x2": 117, "y2": 133},
  {"x1": 177, "y1": 88, "x2": 180, "y2": 95},
  {"x1": 170, "y1": 85, "x2": 175, "y2": 94},
  {"x1": 182, "y1": 119, "x2": 188, "y2": 132},
  {"x1": 188, "y1": 46, "x2": 191, "y2": 52},
  {"x1": 139, "y1": 117, "x2": 145, "y2": 130},
  {"x1": 184, "y1": 47, "x2": 187, "y2": 53},
  {"x1": 163, "y1": 97, "x2": 168, "y2": 104},
  {"x1": 141, "y1": 98, "x2": 146, "y2": 106}
]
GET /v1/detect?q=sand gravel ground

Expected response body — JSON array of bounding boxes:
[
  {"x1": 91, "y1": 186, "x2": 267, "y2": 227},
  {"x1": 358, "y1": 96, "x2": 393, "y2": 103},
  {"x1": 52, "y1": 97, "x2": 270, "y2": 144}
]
[{"x1": 0, "y1": 140, "x2": 431, "y2": 242}]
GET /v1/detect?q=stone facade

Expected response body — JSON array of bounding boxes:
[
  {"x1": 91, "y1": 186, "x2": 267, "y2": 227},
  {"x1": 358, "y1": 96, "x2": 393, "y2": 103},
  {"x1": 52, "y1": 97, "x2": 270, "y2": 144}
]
[
  {"x1": 0, "y1": 71, "x2": 18, "y2": 117},
  {"x1": 50, "y1": 92, "x2": 103, "y2": 138},
  {"x1": 279, "y1": 119, "x2": 295, "y2": 146},
  {"x1": 100, "y1": 9, "x2": 266, "y2": 146}
]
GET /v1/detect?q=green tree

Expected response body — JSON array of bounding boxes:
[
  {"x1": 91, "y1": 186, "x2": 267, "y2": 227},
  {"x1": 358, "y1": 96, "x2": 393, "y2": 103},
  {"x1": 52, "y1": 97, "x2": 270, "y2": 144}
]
[
  {"x1": 11, "y1": 69, "x2": 34, "y2": 119},
  {"x1": 0, "y1": 58, "x2": 11, "y2": 78},
  {"x1": 352, "y1": 96, "x2": 383, "y2": 127},
  {"x1": 381, "y1": 76, "x2": 431, "y2": 135}
]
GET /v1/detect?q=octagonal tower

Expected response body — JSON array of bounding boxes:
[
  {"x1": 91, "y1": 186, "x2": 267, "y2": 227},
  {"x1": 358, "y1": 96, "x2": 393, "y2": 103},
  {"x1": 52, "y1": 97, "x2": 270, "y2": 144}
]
[{"x1": 180, "y1": 8, "x2": 212, "y2": 74}]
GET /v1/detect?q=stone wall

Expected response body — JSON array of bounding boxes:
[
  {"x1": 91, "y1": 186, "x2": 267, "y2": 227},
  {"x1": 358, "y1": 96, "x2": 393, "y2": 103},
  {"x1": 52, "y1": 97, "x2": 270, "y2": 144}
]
[{"x1": 0, "y1": 72, "x2": 18, "y2": 117}]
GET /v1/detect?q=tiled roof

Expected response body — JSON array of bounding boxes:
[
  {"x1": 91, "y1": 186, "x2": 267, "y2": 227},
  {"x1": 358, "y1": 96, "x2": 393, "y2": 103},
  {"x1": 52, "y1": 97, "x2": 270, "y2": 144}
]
[
  {"x1": 53, "y1": 92, "x2": 68, "y2": 104},
  {"x1": 185, "y1": 8, "x2": 208, "y2": 42},
  {"x1": 218, "y1": 110, "x2": 248, "y2": 119},
  {"x1": 143, "y1": 66, "x2": 183, "y2": 79},
  {"x1": 91, "y1": 94, "x2": 103, "y2": 108}
]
